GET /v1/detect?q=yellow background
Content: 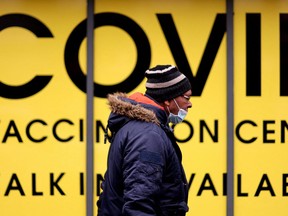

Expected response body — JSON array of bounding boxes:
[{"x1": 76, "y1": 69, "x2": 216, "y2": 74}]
[
  {"x1": 3, "y1": 0, "x2": 288, "y2": 216},
  {"x1": 0, "y1": 1, "x2": 87, "y2": 215},
  {"x1": 234, "y1": 0, "x2": 288, "y2": 216},
  {"x1": 0, "y1": 1, "x2": 227, "y2": 216},
  {"x1": 94, "y1": 1, "x2": 227, "y2": 216}
]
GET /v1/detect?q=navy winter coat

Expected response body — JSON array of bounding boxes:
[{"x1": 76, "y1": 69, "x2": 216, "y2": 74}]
[{"x1": 97, "y1": 92, "x2": 189, "y2": 216}]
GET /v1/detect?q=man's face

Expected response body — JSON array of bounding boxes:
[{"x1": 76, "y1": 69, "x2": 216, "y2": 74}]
[{"x1": 168, "y1": 90, "x2": 192, "y2": 114}]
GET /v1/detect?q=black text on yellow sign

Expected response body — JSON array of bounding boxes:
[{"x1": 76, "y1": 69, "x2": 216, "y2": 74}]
[
  {"x1": 2, "y1": 172, "x2": 288, "y2": 197},
  {"x1": 1, "y1": 118, "x2": 287, "y2": 144},
  {"x1": 1, "y1": 13, "x2": 288, "y2": 99}
]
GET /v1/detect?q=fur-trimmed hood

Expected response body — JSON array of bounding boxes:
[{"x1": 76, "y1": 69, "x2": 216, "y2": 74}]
[
  {"x1": 107, "y1": 93, "x2": 160, "y2": 125},
  {"x1": 106, "y1": 92, "x2": 168, "y2": 135}
]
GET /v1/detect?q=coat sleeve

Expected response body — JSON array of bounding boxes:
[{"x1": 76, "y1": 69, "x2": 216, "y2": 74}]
[{"x1": 122, "y1": 126, "x2": 166, "y2": 216}]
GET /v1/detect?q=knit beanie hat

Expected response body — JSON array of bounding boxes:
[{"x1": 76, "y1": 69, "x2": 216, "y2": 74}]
[{"x1": 145, "y1": 65, "x2": 191, "y2": 102}]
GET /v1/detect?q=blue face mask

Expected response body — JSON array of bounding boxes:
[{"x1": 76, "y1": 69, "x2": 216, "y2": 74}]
[{"x1": 167, "y1": 99, "x2": 187, "y2": 124}]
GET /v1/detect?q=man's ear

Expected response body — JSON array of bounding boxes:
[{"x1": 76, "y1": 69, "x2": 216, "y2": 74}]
[{"x1": 164, "y1": 100, "x2": 170, "y2": 106}]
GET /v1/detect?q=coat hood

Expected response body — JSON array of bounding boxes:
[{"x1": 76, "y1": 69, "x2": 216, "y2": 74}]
[{"x1": 106, "y1": 92, "x2": 168, "y2": 139}]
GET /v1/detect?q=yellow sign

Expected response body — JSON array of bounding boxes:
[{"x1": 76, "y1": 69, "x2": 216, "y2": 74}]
[
  {"x1": 94, "y1": 1, "x2": 227, "y2": 216},
  {"x1": 4, "y1": 0, "x2": 287, "y2": 216},
  {"x1": 0, "y1": 0, "x2": 228, "y2": 215},
  {"x1": 0, "y1": 1, "x2": 87, "y2": 215},
  {"x1": 234, "y1": 1, "x2": 288, "y2": 216}
]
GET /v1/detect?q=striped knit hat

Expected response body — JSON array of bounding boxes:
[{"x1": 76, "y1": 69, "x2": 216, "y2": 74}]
[{"x1": 145, "y1": 65, "x2": 191, "y2": 102}]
